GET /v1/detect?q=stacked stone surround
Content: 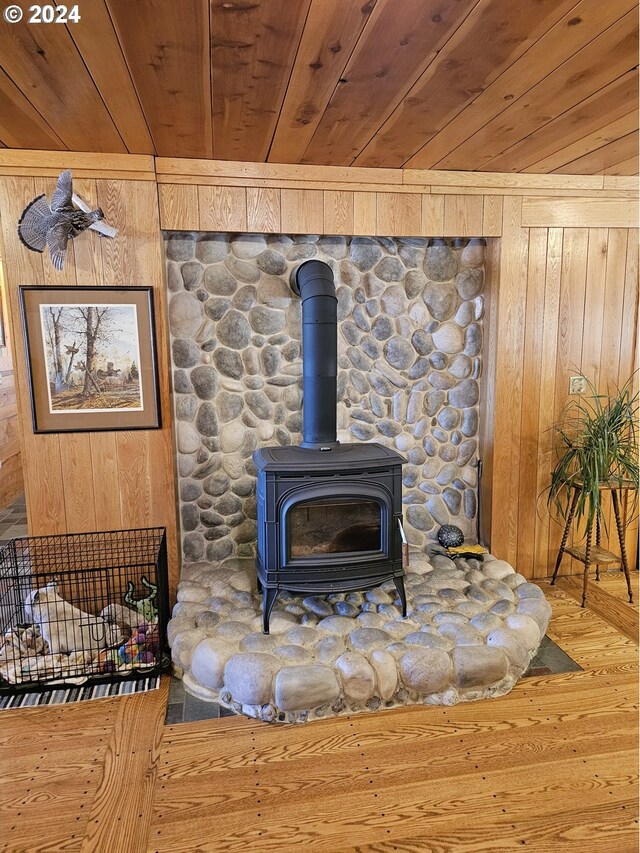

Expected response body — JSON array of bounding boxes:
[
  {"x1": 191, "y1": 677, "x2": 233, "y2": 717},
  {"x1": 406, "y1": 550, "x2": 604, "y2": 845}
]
[
  {"x1": 165, "y1": 232, "x2": 485, "y2": 563},
  {"x1": 169, "y1": 551, "x2": 552, "y2": 723}
]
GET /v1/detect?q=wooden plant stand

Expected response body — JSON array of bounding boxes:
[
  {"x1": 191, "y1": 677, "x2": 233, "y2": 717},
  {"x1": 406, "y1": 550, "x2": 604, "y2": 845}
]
[{"x1": 550, "y1": 480, "x2": 635, "y2": 607}]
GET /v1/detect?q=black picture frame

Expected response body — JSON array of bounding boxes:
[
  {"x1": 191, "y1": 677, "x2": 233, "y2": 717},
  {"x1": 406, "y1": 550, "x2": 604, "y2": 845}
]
[{"x1": 20, "y1": 286, "x2": 162, "y2": 434}]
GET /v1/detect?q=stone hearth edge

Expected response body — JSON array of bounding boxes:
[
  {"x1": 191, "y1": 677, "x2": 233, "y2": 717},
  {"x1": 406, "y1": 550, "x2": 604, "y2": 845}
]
[{"x1": 169, "y1": 551, "x2": 551, "y2": 723}]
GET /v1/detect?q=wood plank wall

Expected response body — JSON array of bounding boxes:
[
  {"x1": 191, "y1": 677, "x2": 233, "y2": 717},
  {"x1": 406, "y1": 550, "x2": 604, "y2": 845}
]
[
  {"x1": 0, "y1": 151, "x2": 636, "y2": 584},
  {"x1": 491, "y1": 214, "x2": 639, "y2": 579},
  {"x1": 0, "y1": 152, "x2": 179, "y2": 597},
  {"x1": 0, "y1": 243, "x2": 23, "y2": 509},
  {"x1": 158, "y1": 159, "x2": 638, "y2": 580}
]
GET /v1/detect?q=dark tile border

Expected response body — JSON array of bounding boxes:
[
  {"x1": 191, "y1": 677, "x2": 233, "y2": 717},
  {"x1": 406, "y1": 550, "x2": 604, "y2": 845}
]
[{"x1": 524, "y1": 635, "x2": 582, "y2": 677}]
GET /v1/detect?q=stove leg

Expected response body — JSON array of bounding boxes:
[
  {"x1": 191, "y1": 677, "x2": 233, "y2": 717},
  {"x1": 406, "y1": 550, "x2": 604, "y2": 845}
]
[
  {"x1": 256, "y1": 576, "x2": 263, "y2": 593},
  {"x1": 262, "y1": 586, "x2": 278, "y2": 634},
  {"x1": 394, "y1": 576, "x2": 407, "y2": 618}
]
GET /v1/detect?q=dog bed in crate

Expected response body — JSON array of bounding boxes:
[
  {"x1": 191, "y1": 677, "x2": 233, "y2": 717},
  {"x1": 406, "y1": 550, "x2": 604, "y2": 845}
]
[{"x1": 0, "y1": 527, "x2": 169, "y2": 693}]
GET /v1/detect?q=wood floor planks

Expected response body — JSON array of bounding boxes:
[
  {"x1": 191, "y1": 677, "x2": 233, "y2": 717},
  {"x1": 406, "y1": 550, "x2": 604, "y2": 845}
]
[
  {"x1": 79, "y1": 679, "x2": 169, "y2": 853},
  {"x1": 149, "y1": 744, "x2": 638, "y2": 851},
  {"x1": 1, "y1": 584, "x2": 638, "y2": 853},
  {"x1": 149, "y1": 584, "x2": 640, "y2": 852},
  {"x1": 556, "y1": 572, "x2": 638, "y2": 642},
  {"x1": 151, "y1": 711, "x2": 637, "y2": 821},
  {"x1": 0, "y1": 686, "x2": 168, "y2": 853},
  {"x1": 0, "y1": 701, "x2": 117, "y2": 852}
]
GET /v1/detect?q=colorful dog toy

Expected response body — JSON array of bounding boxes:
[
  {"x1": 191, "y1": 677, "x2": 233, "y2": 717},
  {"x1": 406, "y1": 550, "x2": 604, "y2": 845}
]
[
  {"x1": 115, "y1": 622, "x2": 159, "y2": 669},
  {"x1": 124, "y1": 575, "x2": 158, "y2": 625}
]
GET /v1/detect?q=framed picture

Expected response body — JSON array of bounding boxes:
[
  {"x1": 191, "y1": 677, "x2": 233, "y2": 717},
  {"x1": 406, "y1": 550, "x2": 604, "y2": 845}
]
[{"x1": 20, "y1": 286, "x2": 161, "y2": 433}]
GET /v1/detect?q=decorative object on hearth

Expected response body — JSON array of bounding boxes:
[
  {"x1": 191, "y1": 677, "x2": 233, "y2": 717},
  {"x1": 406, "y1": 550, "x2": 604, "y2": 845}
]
[
  {"x1": 548, "y1": 374, "x2": 638, "y2": 606},
  {"x1": 254, "y1": 260, "x2": 406, "y2": 633},
  {"x1": 19, "y1": 286, "x2": 161, "y2": 433},
  {"x1": 446, "y1": 543, "x2": 488, "y2": 560},
  {"x1": 0, "y1": 527, "x2": 169, "y2": 693},
  {"x1": 437, "y1": 524, "x2": 465, "y2": 548},
  {"x1": 17, "y1": 170, "x2": 113, "y2": 271},
  {"x1": 435, "y1": 521, "x2": 488, "y2": 559}
]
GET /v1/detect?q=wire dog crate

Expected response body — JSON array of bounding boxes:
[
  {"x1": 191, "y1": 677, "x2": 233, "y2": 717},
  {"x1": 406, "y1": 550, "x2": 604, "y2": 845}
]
[{"x1": 0, "y1": 527, "x2": 169, "y2": 694}]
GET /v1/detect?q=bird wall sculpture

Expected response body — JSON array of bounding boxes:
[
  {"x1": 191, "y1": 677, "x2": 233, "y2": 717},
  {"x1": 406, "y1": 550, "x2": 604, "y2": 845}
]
[{"x1": 17, "y1": 170, "x2": 110, "y2": 271}]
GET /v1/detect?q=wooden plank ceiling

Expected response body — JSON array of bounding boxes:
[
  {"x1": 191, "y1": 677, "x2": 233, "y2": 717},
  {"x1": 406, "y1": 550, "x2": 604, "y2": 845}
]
[{"x1": 0, "y1": 0, "x2": 637, "y2": 174}]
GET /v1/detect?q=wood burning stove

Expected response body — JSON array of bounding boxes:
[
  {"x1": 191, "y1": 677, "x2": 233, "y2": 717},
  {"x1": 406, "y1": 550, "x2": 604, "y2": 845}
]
[{"x1": 254, "y1": 261, "x2": 406, "y2": 633}]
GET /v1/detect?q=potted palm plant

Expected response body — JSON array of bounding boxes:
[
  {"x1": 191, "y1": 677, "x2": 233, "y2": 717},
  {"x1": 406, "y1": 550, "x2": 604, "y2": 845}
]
[{"x1": 548, "y1": 374, "x2": 638, "y2": 603}]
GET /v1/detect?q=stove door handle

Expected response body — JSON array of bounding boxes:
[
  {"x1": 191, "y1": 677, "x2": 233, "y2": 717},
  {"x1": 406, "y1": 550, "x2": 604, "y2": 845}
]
[{"x1": 398, "y1": 517, "x2": 409, "y2": 568}]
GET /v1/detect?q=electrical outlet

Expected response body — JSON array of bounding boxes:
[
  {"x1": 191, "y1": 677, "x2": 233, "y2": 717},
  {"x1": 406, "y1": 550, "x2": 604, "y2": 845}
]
[{"x1": 569, "y1": 376, "x2": 587, "y2": 394}]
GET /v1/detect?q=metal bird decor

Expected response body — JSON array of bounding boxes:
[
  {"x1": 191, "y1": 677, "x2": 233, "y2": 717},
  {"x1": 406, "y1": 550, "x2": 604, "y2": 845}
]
[{"x1": 17, "y1": 170, "x2": 115, "y2": 271}]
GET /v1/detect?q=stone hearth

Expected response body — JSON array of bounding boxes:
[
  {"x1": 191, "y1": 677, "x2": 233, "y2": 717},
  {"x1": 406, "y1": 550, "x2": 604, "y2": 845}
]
[{"x1": 169, "y1": 551, "x2": 551, "y2": 723}]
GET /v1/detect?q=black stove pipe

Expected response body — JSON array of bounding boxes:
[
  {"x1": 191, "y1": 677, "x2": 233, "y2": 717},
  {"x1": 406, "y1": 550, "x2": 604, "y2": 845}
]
[{"x1": 290, "y1": 260, "x2": 339, "y2": 450}]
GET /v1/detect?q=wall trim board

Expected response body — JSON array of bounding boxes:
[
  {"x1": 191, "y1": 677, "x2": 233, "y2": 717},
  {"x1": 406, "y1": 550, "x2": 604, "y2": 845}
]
[
  {"x1": 155, "y1": 157, "x2": 630, "y2": 193},
  {"x1": 2, "y1": 150, "x2": 635, "y2": 198},
  {"x1": 427, "y1": 185, "x2": 638, "y2": 199},
  {"x1": 478, "y1": 237, "x2": 500, "y2": 548},
  {"x1": 0, "y1": 150, "x2": 155, "y2": 177},
  {"x1": 0, "y1": 168, "x2": 156, "y2": 182},
  {"x1": 157, "y1": 174, "x2": 420, "y2": 193},
  {"x1": 522, "y1": 197, "x2": 640, "y2": 228},
  {"x1": 603, "y1": 175, "x2": 639, "y2": 190},
  {"x1": 156, "y1": 157, "x2": 405, "y2": 186},
  {"x1": 401, "y1": 170, "x2": 607, "y2": 191},
  {"x1": 490, "y1": 197, "x2": 530, "y2": 566},
  {"x1": 156, "y1": 174, "x2": 637, "y2": 200}
]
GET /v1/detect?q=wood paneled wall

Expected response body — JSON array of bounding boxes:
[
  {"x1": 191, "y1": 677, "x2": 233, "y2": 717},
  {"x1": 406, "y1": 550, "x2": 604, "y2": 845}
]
[
  {"x1": 0, "y1": 248, "x2": 23, "y2": 509},
  {"x1": 488, "y1": 211, "x2": 638, "y2": 578},
  {"x1": 158, "y1": 159, "x2": 638, "y2": 580},
  {"x1": 0, "y1": 151, "x2": 636, "y2": 584},
  {"x1": 0, "y1": 152, "x2": 179, "y2": 597}
]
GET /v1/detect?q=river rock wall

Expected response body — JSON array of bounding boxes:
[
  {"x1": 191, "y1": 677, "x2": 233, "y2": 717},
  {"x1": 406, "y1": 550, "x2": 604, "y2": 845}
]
[{"x1": 164, "y1": 233, "x2": 486, "y2": 564}]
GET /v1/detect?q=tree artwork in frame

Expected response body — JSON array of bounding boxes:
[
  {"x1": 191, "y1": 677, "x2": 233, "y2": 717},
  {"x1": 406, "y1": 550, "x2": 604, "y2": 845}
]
[{"x1": 20, "y1": 286, "x2": 161, "y2": 433}]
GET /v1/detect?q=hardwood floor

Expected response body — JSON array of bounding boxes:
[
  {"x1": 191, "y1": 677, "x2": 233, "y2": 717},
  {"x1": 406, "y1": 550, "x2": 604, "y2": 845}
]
[
  {"x1": 1, "y1": 579, "x2": 638, "y2": 853},
  {"x1": 556, "y1": 570, "x2": 638, "y2": 642}
]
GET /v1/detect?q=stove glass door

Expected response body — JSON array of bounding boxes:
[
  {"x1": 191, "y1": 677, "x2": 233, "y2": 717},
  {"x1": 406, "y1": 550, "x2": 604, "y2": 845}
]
[{"x1": 288, "y1": 497, "x2": 381, "y2": 558}]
